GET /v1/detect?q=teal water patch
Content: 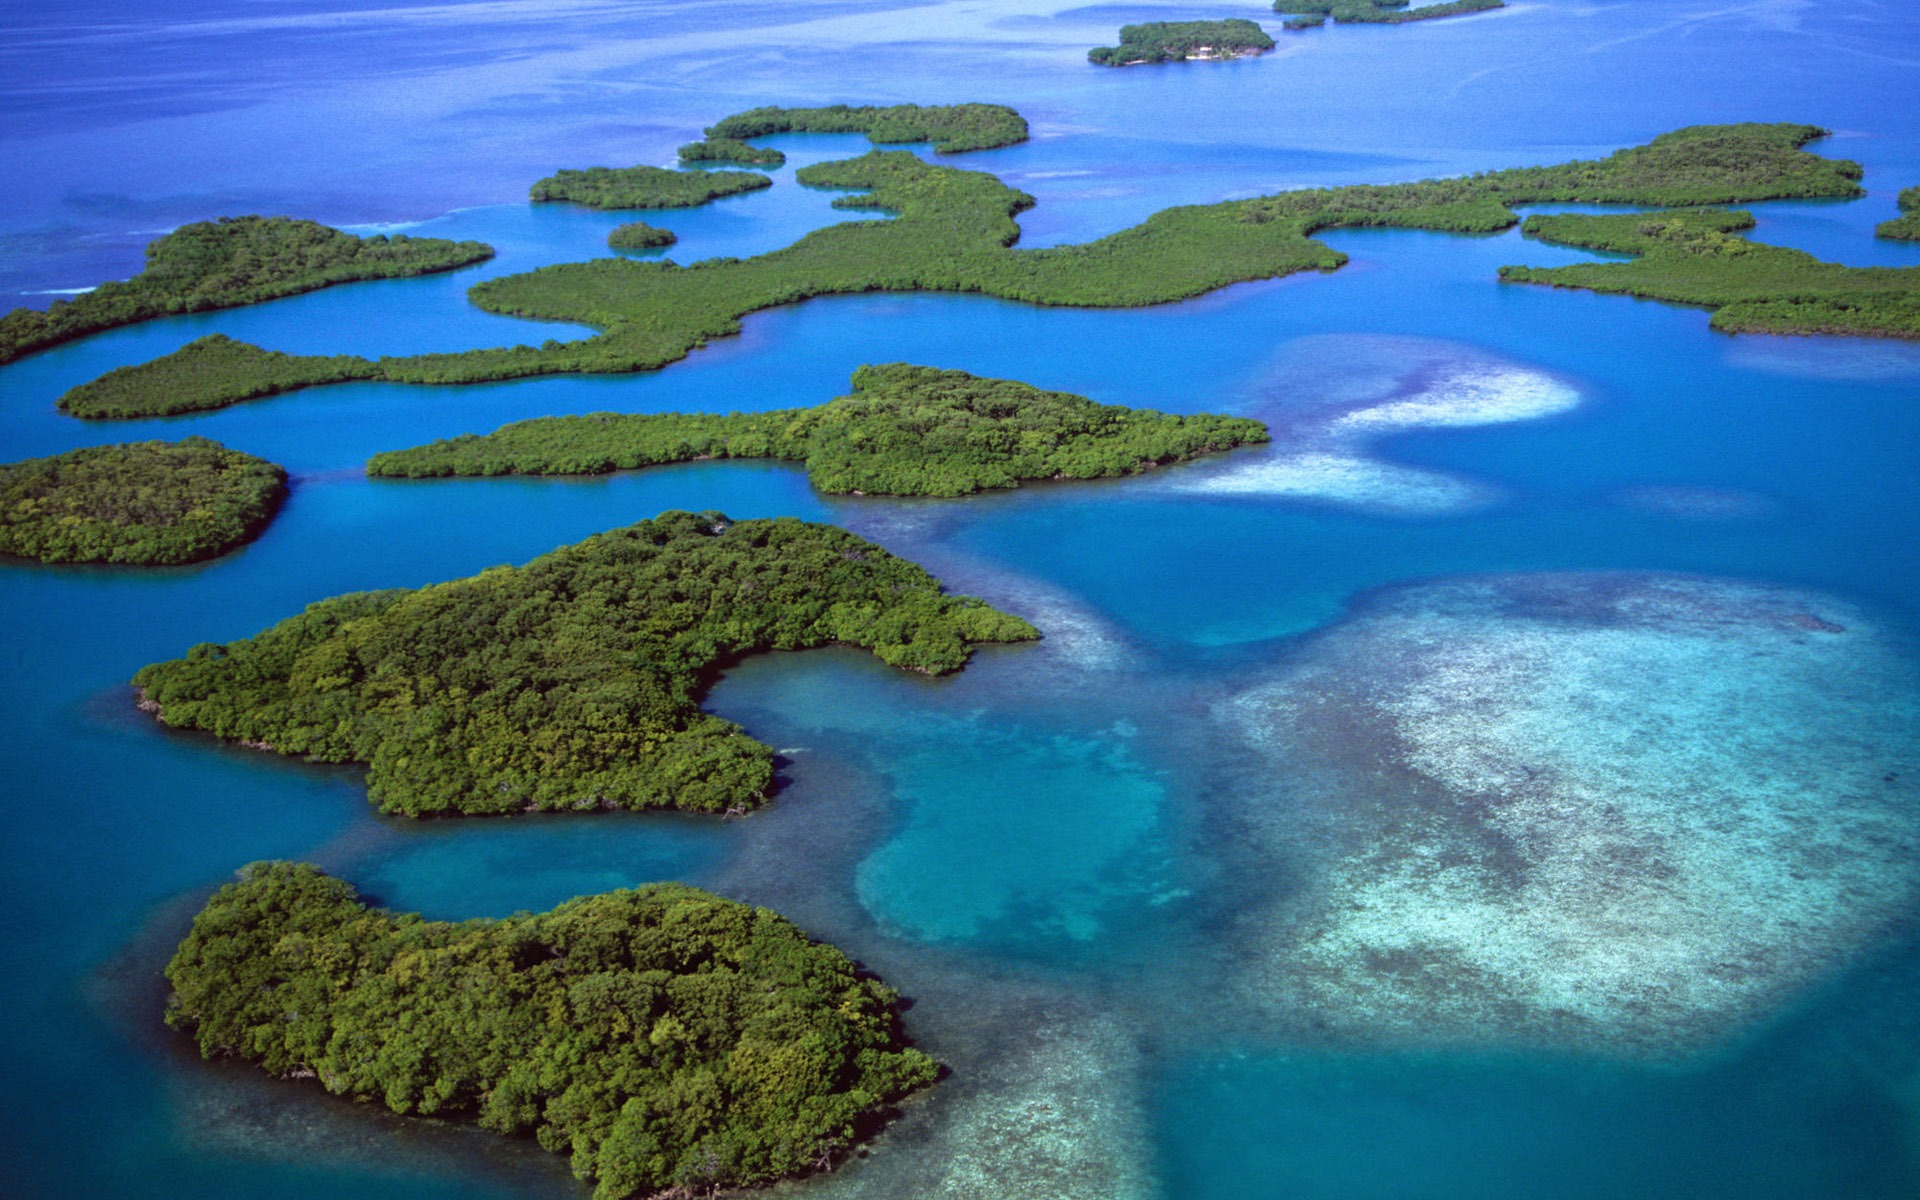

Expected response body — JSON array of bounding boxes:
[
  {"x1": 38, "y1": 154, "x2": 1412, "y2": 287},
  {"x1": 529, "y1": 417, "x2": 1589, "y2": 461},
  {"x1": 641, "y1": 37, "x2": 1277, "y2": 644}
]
[
  {"x1": 347, "y1": 813, "x2": 733, "y2": 922},
  {"x1": 855, "y1": 722, "x2": 1166, "y2": 944},
  {"x1": 1150, "y1": 1043, "x2": 1920, "y2": 1200}
]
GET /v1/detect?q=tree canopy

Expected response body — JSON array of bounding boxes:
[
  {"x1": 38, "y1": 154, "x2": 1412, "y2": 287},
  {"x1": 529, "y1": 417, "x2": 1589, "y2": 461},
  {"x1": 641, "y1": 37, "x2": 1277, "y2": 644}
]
[
  {"x1": 703, "y1": 102, "x2": 1029, "y2": 154},
  {"x1": 677, "y1": 138, "x2": 786, "y2": 167},
  {"x1": 55, "y1": 122, "x2": 1874, "y2": 419},
  {"x1": 0, "y1": 216, "x2": 491, "y2": 366},
  {"x1": 368, "y1": 362, "x2": 1269, "y2": 495},
  {"x1": 1500, "y1": 208, "x2": 1920, "y2": 337},
  {"x1": 608, "y1": 223, "x2": 678, "y2": 251},
  {"x1": 1275, "y1": 0, "x2": 1503, "y2": 26},
  {"x1": 0, "y1": 436, "x2": 286, "y2": 564},
  {"x1": 1089, "y1": 21, "x2": 1275, "y2": 66},
  {"x1": 529, "y1": 165, "x2": 772, "y2": 210},
  {"x1": 1878, "y1": 185, "x2": 1920, "y2": 241},
  {"x1": 134, "y1": 511, "x2": 1038, "y2": 816},
  {"x1": 167, "y1": 862, "x2": 938, "y2": 1199}
]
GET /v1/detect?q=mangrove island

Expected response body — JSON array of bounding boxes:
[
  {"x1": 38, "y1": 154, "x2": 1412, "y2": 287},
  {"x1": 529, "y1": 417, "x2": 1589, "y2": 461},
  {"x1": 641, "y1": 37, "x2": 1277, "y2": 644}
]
[
  {"x1": 167, "y1": 862, "x2": 937, "y2": 1200},
  {"x1": 1089, "y1": 21, "x2": 1276, "y2": 66},
  {"x1": 51, "y1": 122, "x2": 1884, "y2": 420},
  {"x1": 1879, "y1": 186, "x2": 1920, "y2": 240},
  {"x1": 0, "y1": 216, "x2": 491, "y2": 366},
  {"x1": 0, "y1": 437, "x2": 286, "y2": 565},
  {"x1": 607, "y1": 222, "x2": 677, "y2": 251},
  {"x1": 133, "y1": 511, "x2": 1038, "y2": 816},
  {"x1": 678, "y1": 137, "x2": 787, "y2": 167},
  {"x1": 529, "y1": 164, "x2": 772, "y2": 210},
  {"x1": 1501, "y1": 208, "x2": 1920, "y2": 338},
  {"x1": 366, "y1": 362, "x2": 1270, "y2": 494},
  {"x1": 1276, "y1": 0, "x2": 1504, "y2": 27},
  {"x1": 703, "y1": 102, "x2": 1029, "y2": 154}
]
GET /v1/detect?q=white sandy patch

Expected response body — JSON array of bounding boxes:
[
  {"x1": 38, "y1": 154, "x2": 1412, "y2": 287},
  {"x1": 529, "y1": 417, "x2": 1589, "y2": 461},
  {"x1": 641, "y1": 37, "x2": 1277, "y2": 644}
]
[{"x1": 1224, "y1": 572, "x2": 1920, "y2": 1057}]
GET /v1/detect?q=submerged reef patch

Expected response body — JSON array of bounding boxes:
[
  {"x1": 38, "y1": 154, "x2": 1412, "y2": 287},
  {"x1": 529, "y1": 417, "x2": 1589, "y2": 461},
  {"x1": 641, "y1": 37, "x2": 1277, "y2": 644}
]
[
  {"x1": 1171, "y1": 335, "x2": 1579, "y2": 514},
  {"x1": 1222, "y1": 571, "x2": 1920, "y2": 1057}
]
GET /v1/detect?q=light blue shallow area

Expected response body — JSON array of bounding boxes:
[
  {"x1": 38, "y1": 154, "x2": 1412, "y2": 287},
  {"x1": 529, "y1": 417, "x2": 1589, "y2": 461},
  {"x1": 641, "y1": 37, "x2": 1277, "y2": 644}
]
[{"x1": 2, "y1": 1, "x2": 1919, "y2": 1198}]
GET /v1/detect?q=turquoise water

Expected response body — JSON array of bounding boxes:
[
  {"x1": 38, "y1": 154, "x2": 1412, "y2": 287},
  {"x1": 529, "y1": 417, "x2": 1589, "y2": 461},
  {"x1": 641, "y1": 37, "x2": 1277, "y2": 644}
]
[{"x1": 4, "y1": 1, "x2": 1920, "y2": 1197}]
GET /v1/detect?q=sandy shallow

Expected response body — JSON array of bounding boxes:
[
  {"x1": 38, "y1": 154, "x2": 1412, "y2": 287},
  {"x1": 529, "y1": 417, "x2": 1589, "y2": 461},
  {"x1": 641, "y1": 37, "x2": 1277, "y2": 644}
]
[{"x1": 1221, "y1": 571, "x2": 1920, "y2": 1057}]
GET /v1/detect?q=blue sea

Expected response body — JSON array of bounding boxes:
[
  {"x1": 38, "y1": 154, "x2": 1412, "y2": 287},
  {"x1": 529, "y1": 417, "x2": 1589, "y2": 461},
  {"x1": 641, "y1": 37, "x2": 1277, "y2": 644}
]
[{"x1": 3, "y1": 2, "x2": 1920, "y2": 1197}]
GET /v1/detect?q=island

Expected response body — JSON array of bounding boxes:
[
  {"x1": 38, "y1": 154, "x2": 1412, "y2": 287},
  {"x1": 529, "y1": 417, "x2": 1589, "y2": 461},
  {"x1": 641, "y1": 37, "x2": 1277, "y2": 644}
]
[
  {"x1": 0, "y1": 216, "x2": 492, "y2": 366},
  {"x1": 53, "y1": 122, "x2": 1880, "y2": 420},
  {"x1": 528, "y1": 164, "x2": 772, "y2": 209},
  {"x1": 607, "y1": 222, "x2": 677, "y2": 251},
  {"x1": 167, "y1": 861, "x2": 937, "y2": 1200},
  {"x1": 133, "y1": 511, "x2": 1038, "y2": 817},
  {"x1": 366, "y1": 363, "x2": 1270, "y2": 494},
  {"x1": 0, "y1": 437, "x2": 286, "y2": 565},
  {"x1": 1276, "y1": 0, "x2": 1504, "y2": 27},
  {"x1": 1499, "y1": 209, "x2": 1920, "y2": 338},
  {"x1": 1879, "y1": 186, "x2": 1920, "y2": 240},
  {"x1": 1089, "y1": 21, "x2": 1275, "y2": 66},
  {"x1": 703, "y1": 102, "x2": 1029, "y2": 154},
  {"x1": 678, "y1": 137, "x2": 787, "y2": 167}
]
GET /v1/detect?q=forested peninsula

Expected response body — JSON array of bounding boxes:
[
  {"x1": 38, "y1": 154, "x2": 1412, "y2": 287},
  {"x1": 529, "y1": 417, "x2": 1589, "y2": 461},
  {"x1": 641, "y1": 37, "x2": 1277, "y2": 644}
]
[
  {"x1": 367, "y1": 363, "x2": 1269, "y2": 494},
  {"x1": 0, "y1": 217, "x2": 491, "y2": 366},
  {"x1": 54, "y1": 123, "x2": 1877, "y2": 419},
  {"x1": 529, "y1": 165, "x2": 772, "y2": 209},
  {"x1": 134, "y1": 511, "x2": 1037, "y2": 817},
  {"x1": 1276, "y1": 0, "x2": 1503, "y2": 27},
  {"x1": 1501, "y1": 209, "x2": 1920, "y2": 338},
  {"x1": 1879, "y1": 186, "x2": 1920, "y2": 240},
  {"x1": 703, "y1": 102, "x2": 1029, "y2": 154},
  {"x1": 0, "y1": 437, "x2": 286, "y2": 565},
  {"x1": 167, "y1": 862, "x2": 937, "y2": 1199},
  {"x1": 1089, "y1": 21, "x2": 1275, "y2": 66},
  {"x1": 678, "y1": 138, "x2": 787, "y2": 167}
]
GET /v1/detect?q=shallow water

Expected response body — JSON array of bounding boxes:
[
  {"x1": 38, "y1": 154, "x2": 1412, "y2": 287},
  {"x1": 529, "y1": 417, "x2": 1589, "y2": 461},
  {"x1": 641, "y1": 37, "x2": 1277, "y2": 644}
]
[{"x1": 3, "y1": 1, "x2": 1920, "y2": 1198}]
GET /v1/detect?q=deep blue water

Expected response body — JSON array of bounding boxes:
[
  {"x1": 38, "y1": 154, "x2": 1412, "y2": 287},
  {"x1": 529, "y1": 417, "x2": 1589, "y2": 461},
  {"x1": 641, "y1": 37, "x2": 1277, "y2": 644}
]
[{"x1": 3, "y1": 2, "x2": 1919, "y2": 1198}]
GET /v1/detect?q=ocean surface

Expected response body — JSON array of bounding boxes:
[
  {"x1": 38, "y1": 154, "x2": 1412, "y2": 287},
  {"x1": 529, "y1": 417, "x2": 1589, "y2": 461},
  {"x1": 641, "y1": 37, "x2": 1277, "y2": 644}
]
[{"x1": 3, "y1": 1, "x2": 1920, "y2": 1197}]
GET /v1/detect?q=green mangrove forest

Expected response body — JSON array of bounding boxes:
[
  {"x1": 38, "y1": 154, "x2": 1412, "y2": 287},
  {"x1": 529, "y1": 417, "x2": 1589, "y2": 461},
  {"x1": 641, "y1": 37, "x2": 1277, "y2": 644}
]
[
  {"x1": 0, "y1": 436, "x2": 286, "y2": 565},
  {"x1": 1879, "y1": 186, "x2": 1920, "y2": 240},
  {"x1": 167, "y1": 862, "x2": 937, "y2": 1200},
  {"x1": 0, "y1": 216, "x2": 491, "y2": 366},
  {"x1": 1089, "y1": 20, "x2": 1275, "y2": 66},
  {"x1": 52, "y1": 122, "x2": 1882, "y2": 419},
  {"x1": 1501, "y1": 209, "x2": 1920, "y2": 337},
  {"x1": 1276, "y1": 0, "x2": 1504, "y2": 27},
  {"x1": 678, "y1": 137, "x2": 787, "y2": 167},
  {"x1": 608, "y1": 222, "x2": 677, "y2": 251},
  {"x1": 529, "y1": 164, "x2": 772, "y2": 209},
  {"x1": 134, "y1": 511, "x2": 1037, "y2": 817},
  {"x1": 368, "y1": 362, "x2": 1269, "y2": 494},
  {"x1": 703, "y1": 102, "x2": 1029, "y2": 154}
]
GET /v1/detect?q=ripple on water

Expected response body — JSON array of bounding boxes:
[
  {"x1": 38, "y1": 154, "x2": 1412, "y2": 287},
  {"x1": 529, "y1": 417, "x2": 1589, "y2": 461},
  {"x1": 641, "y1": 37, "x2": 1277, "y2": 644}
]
[
  {"x1": 1221, "y1": 571, "x2": 1920, "y2": 1057},
  {"x1": 1172, "y1": 335, "x2": 1582, "y2": 516}
]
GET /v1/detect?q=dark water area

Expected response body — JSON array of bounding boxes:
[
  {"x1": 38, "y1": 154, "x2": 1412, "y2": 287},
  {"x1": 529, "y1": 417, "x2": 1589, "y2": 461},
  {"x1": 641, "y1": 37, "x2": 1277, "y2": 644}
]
[{"x1": 3, "y1": 2, "x2": 1920, "y2": 1197}]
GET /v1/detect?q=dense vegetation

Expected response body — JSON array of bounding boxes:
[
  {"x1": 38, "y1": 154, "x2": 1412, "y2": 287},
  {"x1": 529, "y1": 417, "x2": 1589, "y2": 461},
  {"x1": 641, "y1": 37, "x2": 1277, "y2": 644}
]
[
  {"x1": 368, "y1": 363, "x2": 1269, "y2": 493},
  {"x1": 1500, "y1": 209, "x2": 1920, "y2": 337},
  {"x1": 134, "y1": 511, "x2": 1037, "y2": 816},
  {"x1": 60, "y1": 334, "x2": 383, "y2": 419},
  {"x1": 167, "y1": 862, "x2": 937, "y2": 1199},
  {"x1": 0, "y1": 436, "x2": 286, "y2": 565},
  {"x1": 59, "y1": 123, "x2": 1870, "y2": 418},
  {"x1": 529, "y1": 165, "x2": 772, "y2": 209},
  {"x1": 608, "y1": 223, "x2": 677, "y2": 251},
  {"x1": 0, "y1": 217, "x2": 491, "y2": 366},
  {"x1": 678, "y1": 138, "x2": 786, "y2": 167},
  {"x1": 1275, "y1": 0, "x2": 1503, "y2": 25},
  {"x1": 704, "y1": 103, "x2": 1029, "y2": 154},
  {"x1": 1878, "y1": 186, "x2": 1920, "y2": 240},
  {"x1": 1089, "y1": 20, "x2": 1274, "y2": 66}
]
